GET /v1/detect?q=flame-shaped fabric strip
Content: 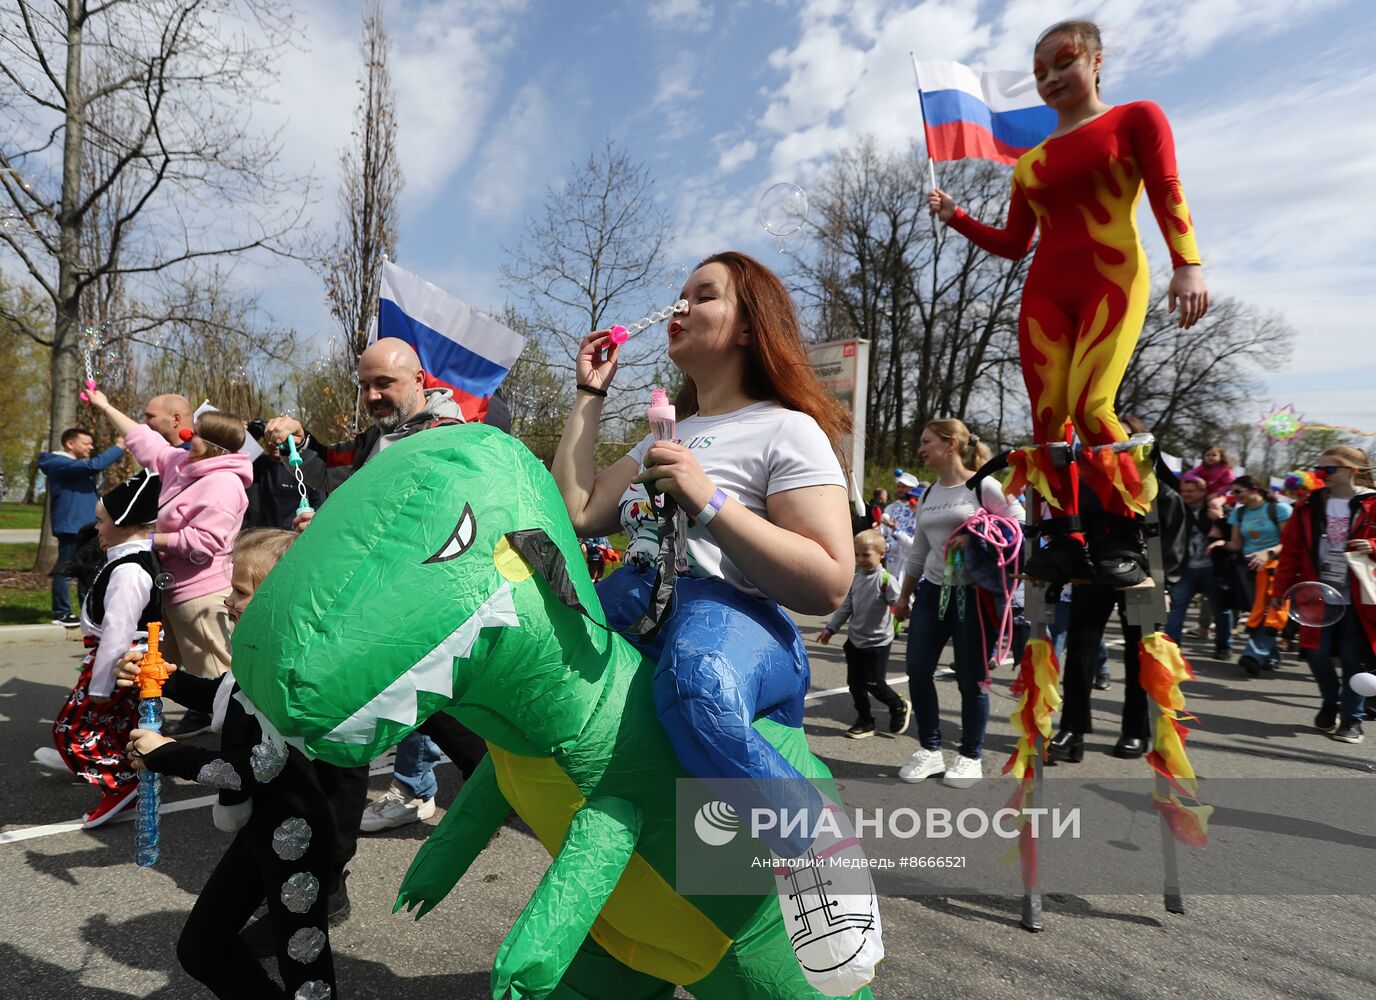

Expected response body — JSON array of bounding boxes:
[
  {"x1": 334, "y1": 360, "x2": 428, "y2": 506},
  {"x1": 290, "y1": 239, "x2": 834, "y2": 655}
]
[
  {"x1": 1079, "y1": 442, "x2": 1158, "y2": 517},
  {"x1": 1006, "y1": 447, "x2": 1069, "y2": 514},
  {"x1": 1002, "y1": 638, "x2": 1061, "y2": 782},
  {"x1": 1138, "y1": 632, "x2": 1208, "y2": 844}
]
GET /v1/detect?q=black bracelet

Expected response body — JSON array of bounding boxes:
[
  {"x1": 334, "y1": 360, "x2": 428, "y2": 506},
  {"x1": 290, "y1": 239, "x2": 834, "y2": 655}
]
[{"x1": 576, "y1": 383, "x2": 607, "y2": 398}]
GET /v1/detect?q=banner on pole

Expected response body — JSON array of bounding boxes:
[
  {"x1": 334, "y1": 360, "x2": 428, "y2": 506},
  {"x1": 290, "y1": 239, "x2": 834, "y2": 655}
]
[{"x1": 807, "y1": 339, "x2": 869, "y2": 510}]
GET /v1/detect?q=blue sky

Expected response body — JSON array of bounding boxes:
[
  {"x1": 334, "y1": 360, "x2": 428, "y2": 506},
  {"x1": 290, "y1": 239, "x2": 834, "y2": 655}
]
[{"x1": 251, "y1": 0, "x2": 1376, "y2": 429}]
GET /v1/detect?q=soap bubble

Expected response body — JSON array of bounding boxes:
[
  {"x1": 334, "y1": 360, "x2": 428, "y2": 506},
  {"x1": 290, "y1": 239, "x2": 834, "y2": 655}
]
[
  {"x1": 227, "y1": 364, "x2": 248, "y2": 387},
  {"x1": 1284, "y1": 581, "x2": 1345, "y2": 628},
  {"x1": 154, "y1": 572, "x2": 175, "y2": 591},
  {"x1": 311, "y1": 357, "x2": 333, "y2": 378},
  {"x1": 758, "y1": 182, "x2": 809, "y2": 238},
  {"x1": 665, "y1": 263, "x2": 689, "y2": 294}
]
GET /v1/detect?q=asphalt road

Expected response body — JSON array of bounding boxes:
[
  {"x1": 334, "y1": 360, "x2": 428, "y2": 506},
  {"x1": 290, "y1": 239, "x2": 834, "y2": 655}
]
[{"x1": 2, "y1": 617, "x2": 1373, "y2": 999}]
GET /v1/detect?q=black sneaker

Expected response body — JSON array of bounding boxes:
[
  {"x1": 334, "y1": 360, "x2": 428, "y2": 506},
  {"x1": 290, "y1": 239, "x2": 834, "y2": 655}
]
[
  {"x1": 1239, "y1": 655, "x2": 1261, "y2": 677},
  {"x1": 164, "y1": 710, "x2": 213, "y2": 738},
  {"x1": 51, "y1": 615, "x2": 80, "y2": 627},
  {"x1": 845, "y1": 720, "x2": 876, "y2": 739},
  {"x1": 889, "y1": 698, "x2": 912, "y2": 736},
  {"x1": 1093, "y1": 673, "x2": 1111, "y2": 691},
  {"x1": 328, "y1": 870, "x2": 351, "y2": 926},
  {"x1": 1332, "y1": 720, "x2": 1364, "y2": 744},
  {"x1": 1213, "y1": 647, "x2": 1232, "y2": 662},
  {"x1": 1314, "y1": 703, "x2": 1340, "y2": 733}
]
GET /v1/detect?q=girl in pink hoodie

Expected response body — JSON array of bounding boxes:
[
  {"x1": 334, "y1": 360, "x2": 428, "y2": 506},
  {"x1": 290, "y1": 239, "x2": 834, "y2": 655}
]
[{"x1": 86, "y1": 391, "x2": 252, "y2": 707}]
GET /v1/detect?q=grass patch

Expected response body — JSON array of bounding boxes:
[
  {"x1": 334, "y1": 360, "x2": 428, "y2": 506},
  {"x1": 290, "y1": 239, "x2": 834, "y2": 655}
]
[
  {"x1": 0, "y1": 543, "x2": 37, "y2": 571},
  {"x1": 0, "y1": 502, "x2": 43, "y2": 531},
  {"x1": 0, "y1": 587, "x2": 50, "y2": 626},
  {"x1": 0, "y1": 541, "x2": 52, "y2": 625}
]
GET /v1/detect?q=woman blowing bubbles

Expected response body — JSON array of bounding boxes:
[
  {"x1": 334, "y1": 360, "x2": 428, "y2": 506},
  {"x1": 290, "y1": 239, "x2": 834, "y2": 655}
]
[
  {"x1": 929, "y1": 19, "x2": 1209, "y2": 585},
  {"x1": 553, "y1": 251, "x2": 853, "y2": 852}
]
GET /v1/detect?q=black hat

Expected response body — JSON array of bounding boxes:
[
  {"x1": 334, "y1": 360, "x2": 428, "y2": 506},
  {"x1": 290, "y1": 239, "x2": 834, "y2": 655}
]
[{"x1": 102, "y1": 471, "x2": 160, "y2": 526}]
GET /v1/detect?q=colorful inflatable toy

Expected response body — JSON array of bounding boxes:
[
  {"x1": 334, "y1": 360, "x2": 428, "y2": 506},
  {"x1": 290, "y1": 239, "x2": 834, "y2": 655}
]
[{"x1": 231, "y1": 424, "x2": 881, "y2": 999}]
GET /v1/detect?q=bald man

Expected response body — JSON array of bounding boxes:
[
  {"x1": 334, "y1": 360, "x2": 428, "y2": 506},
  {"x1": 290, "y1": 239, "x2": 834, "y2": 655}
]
[
  {"x1": 142, "y1": 393, "x2": 193, "y2": 446},
  {"x1": 256, "y1": 338, "x2": 492, "y2": 908},
  {"x1": 265, "y1": 339, "x2": 464, "y2": 503}
]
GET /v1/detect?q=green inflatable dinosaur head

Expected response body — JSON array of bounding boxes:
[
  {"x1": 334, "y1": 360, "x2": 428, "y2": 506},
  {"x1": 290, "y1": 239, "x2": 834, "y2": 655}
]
[{"x1": 231, "y1": 424, "x2": 615, "y2": 766}]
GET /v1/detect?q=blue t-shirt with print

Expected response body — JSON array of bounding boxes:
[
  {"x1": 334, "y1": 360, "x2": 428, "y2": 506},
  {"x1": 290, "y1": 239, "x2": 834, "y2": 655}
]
[{"x1": 1228, "y1": 501, "x2": 1291, "y2": 555}]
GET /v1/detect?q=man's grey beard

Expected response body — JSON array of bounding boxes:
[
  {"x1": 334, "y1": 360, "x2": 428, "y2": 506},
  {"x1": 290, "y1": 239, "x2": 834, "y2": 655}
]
[{"x1": 373, "y1": 393, "x2": 421, "y2": 432}]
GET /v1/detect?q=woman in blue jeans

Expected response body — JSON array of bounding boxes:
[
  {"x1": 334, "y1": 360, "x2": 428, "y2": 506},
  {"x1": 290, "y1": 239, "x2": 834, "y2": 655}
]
[{"x1": 894, "y1": 419, "x2": 1024, "y2": 789}]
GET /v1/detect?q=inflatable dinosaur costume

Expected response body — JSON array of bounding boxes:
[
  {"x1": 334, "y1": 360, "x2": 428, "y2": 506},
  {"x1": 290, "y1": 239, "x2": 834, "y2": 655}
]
[{"x1": 232, "y1": 424, "x2": 881, "y2": 999}]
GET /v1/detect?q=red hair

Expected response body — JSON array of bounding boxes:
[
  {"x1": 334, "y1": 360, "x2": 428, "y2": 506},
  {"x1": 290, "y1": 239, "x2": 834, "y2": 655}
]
[{"x1": 675, "y1": 251, "x2": 851, "y2": 447}]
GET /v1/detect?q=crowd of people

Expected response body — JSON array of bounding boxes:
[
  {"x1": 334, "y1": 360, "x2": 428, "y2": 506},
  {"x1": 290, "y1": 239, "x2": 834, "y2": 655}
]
[{"x1": 20, "y1": 15, "x2": 1375, "y2": 999}]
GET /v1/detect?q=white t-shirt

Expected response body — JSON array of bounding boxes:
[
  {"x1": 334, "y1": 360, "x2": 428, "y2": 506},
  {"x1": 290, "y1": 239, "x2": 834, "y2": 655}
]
[
  {"x1": 619, "y1": 401, "x2": 846, "y2": 599},
  {"x1": 1320, "y1": 496, "x2": 1352, "y2": 596}
]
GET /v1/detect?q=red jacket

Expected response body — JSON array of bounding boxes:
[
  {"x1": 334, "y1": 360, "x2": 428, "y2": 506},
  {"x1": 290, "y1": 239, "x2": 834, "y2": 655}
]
[{"x1": 1271, "y1": 488, "x2": 1376, "y2": 653}]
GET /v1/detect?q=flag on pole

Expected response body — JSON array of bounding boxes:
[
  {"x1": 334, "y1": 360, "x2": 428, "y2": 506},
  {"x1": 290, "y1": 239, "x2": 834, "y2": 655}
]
[
  {"x1": 378, "y1": 260, "x2": 526, "y2": 422},
  {"x1": 913, "y1": 60, "x2": 1056, "y2": 165}
]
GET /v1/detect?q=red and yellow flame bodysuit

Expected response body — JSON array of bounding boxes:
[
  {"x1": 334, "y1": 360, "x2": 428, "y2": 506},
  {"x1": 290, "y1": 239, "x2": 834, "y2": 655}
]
[{"x1": 947, "y1": 100, "x2": 1201, "y2": 517}]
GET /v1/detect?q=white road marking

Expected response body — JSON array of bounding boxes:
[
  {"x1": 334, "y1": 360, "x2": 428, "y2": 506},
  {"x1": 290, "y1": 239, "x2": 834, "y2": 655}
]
[{"x1": 0, "y1": 755, "x2": 422, "y2": 846}]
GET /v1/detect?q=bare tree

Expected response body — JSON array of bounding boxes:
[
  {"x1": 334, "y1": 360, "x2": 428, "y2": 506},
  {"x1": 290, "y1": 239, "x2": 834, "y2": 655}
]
[
  {"x1": 502, "y1": 140, "x2": 672, "y2": 423},
  {"x1": 0, "y1": 0, "x2": 308, "y2": 568},
  {"x1": 793, "y1": 143, "x2": 1029, "y2": 464},
  {"x1": 1115, "y1": 290, "x2": 1294, "y2": 455},
  {"x1": 324, "y1": 0, "x2": 401, "y2": 371}
]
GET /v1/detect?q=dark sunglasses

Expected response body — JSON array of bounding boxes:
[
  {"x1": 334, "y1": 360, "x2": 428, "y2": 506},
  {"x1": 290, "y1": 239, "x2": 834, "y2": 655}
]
[{"x1": 1313, "y1": 465, "x2": 1344, "y2": 475}]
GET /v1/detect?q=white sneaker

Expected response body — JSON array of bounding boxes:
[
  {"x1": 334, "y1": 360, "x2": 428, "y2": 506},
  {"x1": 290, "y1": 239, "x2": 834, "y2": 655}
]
[
  {"x1": 33, "y1": 747, "x2": 69, "y2": 773},
  {"x1": 359, "y1": 782, "x2": 436, "y2": 832},
  {"x1": 898, "y1": 747, "x2": 945, "y2": 783},
  {"x1": 934, "y1": 666, "x2": 956, "y2": 679},
  {"x1": 943, "y1": 754, "x2": 983, "y2": 788}
]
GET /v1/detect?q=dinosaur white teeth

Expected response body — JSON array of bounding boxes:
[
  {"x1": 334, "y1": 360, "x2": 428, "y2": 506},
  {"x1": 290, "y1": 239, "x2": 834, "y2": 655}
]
[{"x1": 324, "y1": 583, "x2": 519, "y2": 745}]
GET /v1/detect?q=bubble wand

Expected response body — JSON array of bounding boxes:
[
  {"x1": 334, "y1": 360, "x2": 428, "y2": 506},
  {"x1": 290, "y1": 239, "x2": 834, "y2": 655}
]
[
  {"x1": 280, "y1": 434, "x2": 314, "y2": 517},
  {"x1": 78, "y1": 323, "x2": 108, "y2": 403},
  {"x1": 607, "y1": 299, "x2": 688, "y2": 345},
  {"x1": 135, "y1": 622, "x2": 171, "y2": 867}
]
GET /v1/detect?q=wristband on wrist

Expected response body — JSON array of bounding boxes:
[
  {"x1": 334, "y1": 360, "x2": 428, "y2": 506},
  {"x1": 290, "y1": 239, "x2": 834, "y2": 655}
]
[
  {"x1": 576, "y1": 383, "x2": 607, "y2": 398},
  {"x1": 693, "y1": 487, "x2": 728, "y2": 527}
]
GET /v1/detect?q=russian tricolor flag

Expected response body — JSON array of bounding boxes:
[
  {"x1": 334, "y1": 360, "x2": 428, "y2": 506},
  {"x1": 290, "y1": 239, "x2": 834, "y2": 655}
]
[
  {"x1": 914, "y1": 60, "x2": 1057, "y2": 165},
  {"x1": 377, "y1": 260, "x2": 525, "y2": 422}
]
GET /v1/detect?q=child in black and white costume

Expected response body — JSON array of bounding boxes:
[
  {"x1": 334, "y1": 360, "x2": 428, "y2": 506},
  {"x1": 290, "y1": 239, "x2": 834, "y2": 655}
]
[
  {"x1": 37, "y1": 473, "x2": 161, "y2": 828},
  {"x1": 120, "y1": 529, "x2": 342, "y2": 1000}
]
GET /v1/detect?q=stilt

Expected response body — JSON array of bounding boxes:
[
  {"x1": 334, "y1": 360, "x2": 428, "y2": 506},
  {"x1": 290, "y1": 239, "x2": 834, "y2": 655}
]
[
  {"x1": 1017, "y1": 488, "x2": 1059, "y2": 932},
  {"x1": 1123, "y1": 495, "x2": 1186, "y2": 916}
]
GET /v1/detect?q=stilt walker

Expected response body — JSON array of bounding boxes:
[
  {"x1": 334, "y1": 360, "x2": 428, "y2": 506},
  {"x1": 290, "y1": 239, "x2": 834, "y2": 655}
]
[{"x1": 914, "y1": 20, "x2": 1211, "y2": 925}]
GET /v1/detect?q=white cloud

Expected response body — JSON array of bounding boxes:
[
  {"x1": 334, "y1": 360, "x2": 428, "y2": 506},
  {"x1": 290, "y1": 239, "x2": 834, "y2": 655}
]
[
  {"x1": 646, "y1": 0, "x2": 713, "y2": 30},
  {"x1": 468, "y1": 83, "x2": 553, "y2": 219},
  {"x1": 717, "y1": 138, "x2": 758, "y2": 173}
]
